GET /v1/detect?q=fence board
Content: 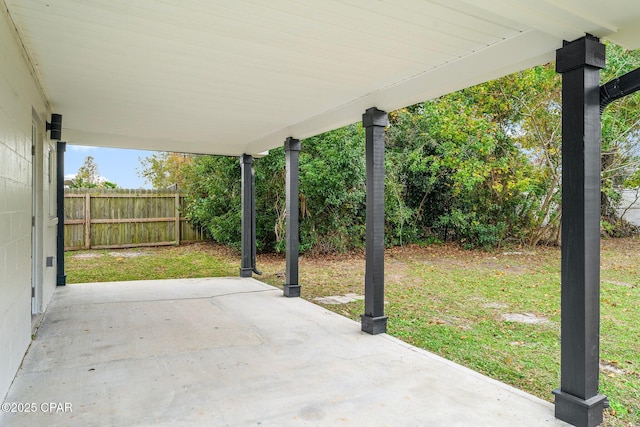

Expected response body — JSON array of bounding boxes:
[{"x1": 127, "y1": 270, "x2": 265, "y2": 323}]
[{"x1": 63, "y1": 189, "x2": 206, "y2": 250}]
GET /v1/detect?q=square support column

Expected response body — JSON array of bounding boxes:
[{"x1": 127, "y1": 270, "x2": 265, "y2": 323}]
[
  {"x1": 361, "y1": 107, "x2": 388, "y2": 335},
  {"x1": 56, "y1": 141, "x2": 66, "y2": 286},
  {"x1": 284, "y1": 137, "x2": 301, "y2": 297},
  {"x1": 240, "y1": 154, "x2": 255, "y2": 277},
  {"x1": 553, "y1": 35, "x2": 607, "y2": 427}
]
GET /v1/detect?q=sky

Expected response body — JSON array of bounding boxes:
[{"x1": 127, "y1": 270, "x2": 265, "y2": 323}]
[{"x1": 64, "y1": 145, "x2": 159, "y2": 189}]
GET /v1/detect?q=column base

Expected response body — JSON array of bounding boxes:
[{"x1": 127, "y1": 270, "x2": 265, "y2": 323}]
[
  {"x1": 56, "y1": 274, "x2": 67, "y2": 286},
  {"x1": 284, "y1": 284, "x2": 301, "y2": 298},
  {"x1": 361, "y1": 315, "x2": 388, "y2": 335},
  {"x1": 553, "y1": 389, "x2": 606, "y2": 427},
  {"x1": 239, "y1": 268, "x2": 253, "y2": 278}
]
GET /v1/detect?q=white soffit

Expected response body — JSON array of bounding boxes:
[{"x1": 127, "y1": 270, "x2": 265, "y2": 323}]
[{"x1": 5, "y1": 0, "x2": 640, "y2": 156}]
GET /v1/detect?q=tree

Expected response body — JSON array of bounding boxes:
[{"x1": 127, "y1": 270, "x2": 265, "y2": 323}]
[
  {"x1": 74, "y1": 155, "x2": 99, "y2": 186},
  {"x1": 488, "y1": 42, "x2": 640, "y2": 242},
  {"x1": 487, "y1": 64, "x2": 563, "y2": 245},
  {"x1": 137, "y1": 152, "x2": 193, "y2": 189},
  {"x1": 182, "y1": 124, "x2": 368, "y2": 254},
  {"x1": 70, "y1": 156, "x2": 117, "y2": 188},
  {"x1": 386, "y1": 92, "x2": 539, "y2": 248},
  {"x1": 599, "y1": 43, "x2": 640, "y2": 234}
]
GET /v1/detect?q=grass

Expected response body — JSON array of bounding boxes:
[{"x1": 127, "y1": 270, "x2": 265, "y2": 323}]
[
  {"x1": 65, "y1": 239, "x2": 640, "y2": 426},
  {"x1": 65, "y1": 243, "x2": 238, "y2": 283}
]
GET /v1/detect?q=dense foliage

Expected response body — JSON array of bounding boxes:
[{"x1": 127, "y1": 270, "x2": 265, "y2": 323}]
[
  {"x1": 182, "y1": 125, "x2": 367, "y2": 253},
  {"x1": 385, "y1": 96, "x2": 541, "y2": 248},
  {"x1": 182, "y1": 155, "x2": 242, "y2": 249},
  {"x1": 142, "y1": 43, "x2": 640, "y2": 252}
]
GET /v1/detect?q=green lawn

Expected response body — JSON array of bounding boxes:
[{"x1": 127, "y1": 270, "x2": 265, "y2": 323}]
[
  {"x1": 65, "y1": 239, "x2": 640, "y2": 426},
  {"x1": 65, "y1": 243, "x2": 238, "y2": 283}
]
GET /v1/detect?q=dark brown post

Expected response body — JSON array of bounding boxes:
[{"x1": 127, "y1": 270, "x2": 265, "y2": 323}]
[
  {"x1": 553, "y1": 35, "x2": 607, "y2": 427},
  {"x1": 361, "y1": 107, "x2": 388, "y2": 335},
  {"x1": 284, "y1": 137, "x2": 301, "y2": 297}
]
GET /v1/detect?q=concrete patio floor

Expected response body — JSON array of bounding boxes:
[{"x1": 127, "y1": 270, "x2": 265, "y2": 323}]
[{"x1": 1, "y1": 278, "x2": 569, "y2": 426}]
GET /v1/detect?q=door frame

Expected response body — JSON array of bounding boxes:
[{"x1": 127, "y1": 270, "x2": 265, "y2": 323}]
[{"x1": 31, "y1": 111, "x2": 43, "y2": 318}]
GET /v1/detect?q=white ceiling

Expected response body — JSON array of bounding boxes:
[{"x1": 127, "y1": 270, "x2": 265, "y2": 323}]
[{"x1": 5, "y1": 0, "x2": 640, "y2": 156}]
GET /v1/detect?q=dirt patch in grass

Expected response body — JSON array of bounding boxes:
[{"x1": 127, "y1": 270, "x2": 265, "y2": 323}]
[
  {"x1": 108, "y1": 251, "x2": 147, "y2": 258},
  {"x1": 601, "y1": 361, "x2": 626, "y2": 375},
  {"x1": 603, "y1": 280, "x2": 635, "y2": 288},
  {"x1": 72, "y1": 250, "x2": 148, "y2": 259},
  {"x1": 72, "y1": 252, "x2": 102, "y2": 259},
  {"x1": 501, "y1": 313, "x2": 549, "y2": 324},
  {"x1": 314, "y1": 293, "x2": 364, "y2": 304},
  {"x1": 481, "y1": 261, "x2": 531, "y2": 274},
  {"x1": 482, "y1": 302, "x2": 509, "y2": 309}
]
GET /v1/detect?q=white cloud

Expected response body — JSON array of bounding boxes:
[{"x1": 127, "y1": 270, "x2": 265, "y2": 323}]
[
  {"x1": 64, "y1": 173, "x2": 112, "y2": 184},
  {"x1": 68, "y1": 145, "x2": 97, "y2": 152}
]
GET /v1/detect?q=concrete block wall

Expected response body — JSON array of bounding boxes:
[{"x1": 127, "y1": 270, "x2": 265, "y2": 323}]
[{"x1": 1, "y1": 6, "x2": 54, "y2": 400}]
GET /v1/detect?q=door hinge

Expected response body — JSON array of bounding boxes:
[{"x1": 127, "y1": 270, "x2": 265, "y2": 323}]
[
  {"x1": 32, "y1": 216, "x2": 36, "y2": 227},
  {"x1": 32, "y1": 287, "x2": 35, "y2": 297},
  {"x1": 32, "y1": 145, "x2": 35, "y2": 156}
]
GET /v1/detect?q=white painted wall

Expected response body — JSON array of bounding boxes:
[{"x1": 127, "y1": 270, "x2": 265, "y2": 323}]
[
  {"x1": 0, "y1": 6, "x2": 55, "y2": 400},
  {"x1": 617, "y1": 189, "x2": 640, "y2": 227}
]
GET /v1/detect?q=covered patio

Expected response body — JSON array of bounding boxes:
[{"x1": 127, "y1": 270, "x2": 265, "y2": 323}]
[
  {"x1": 3, "y1": 1, "x2": 640, "y2": 426},
  {"x1": 2, "y1": 278, "x2": 567, "y2": 426}
]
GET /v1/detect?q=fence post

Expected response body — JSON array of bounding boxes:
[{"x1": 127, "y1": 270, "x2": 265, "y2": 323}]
[
  {"x1": 174, "y1": 193, "x2": 180, "y2": 245},
  {"x1": 84, "y1": 193, "x2": 91, "y2": 249}
]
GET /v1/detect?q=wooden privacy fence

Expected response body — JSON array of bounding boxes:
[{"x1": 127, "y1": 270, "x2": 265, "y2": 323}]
[{"x1": 64, "y1": 189, "x2": 206, "y2": 250}]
